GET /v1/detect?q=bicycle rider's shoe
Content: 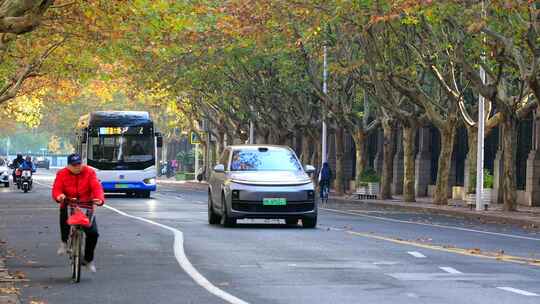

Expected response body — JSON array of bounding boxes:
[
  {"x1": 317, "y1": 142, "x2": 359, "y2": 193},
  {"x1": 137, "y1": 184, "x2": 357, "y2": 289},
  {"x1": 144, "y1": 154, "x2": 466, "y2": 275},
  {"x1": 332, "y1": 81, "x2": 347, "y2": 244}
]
[
  {"x1": 57, "y1": 242, "x2": 67, "y2": 256},
  {"x1": 82, "y1": 260, "x2": 97, "y2": 273}
]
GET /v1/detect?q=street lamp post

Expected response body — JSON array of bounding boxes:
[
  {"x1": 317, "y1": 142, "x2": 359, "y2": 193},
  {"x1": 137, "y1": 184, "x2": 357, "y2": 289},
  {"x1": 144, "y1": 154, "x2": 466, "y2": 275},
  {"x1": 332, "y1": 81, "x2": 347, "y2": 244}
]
[
  {"x1": 321, "y1": 45, "x2": 328, "y2": 165},
  {"x1": 475, "y1": 0, "x2": 487, "y2": 211}
]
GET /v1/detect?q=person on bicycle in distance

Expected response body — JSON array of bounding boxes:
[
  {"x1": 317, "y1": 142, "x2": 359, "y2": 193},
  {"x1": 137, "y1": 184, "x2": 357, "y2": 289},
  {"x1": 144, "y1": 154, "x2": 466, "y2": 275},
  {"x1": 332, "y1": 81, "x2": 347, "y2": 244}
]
[
  {"x1": 318, "y1": 162, "x2": 332, "y2": 199},
  {"x1": 52, "y1": 154, "x2": 104, "y2": 273}
]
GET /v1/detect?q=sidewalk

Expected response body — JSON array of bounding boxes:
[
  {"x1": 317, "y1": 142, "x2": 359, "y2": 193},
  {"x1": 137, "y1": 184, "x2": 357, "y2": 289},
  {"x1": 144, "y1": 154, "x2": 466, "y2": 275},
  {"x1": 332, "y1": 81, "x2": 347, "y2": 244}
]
[
  {"x1": 326, "y1": 195, "x2": 540, "y2": 228},
  {"x1": 0, "y1": 242, "x2": 20, "y2": 304}
]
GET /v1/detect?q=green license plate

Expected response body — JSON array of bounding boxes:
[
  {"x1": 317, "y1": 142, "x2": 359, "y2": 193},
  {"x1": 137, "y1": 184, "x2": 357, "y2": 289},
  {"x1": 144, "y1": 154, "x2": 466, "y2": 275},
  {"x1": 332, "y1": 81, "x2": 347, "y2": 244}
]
[
  {"x1": 115, "y1": 184, "x2": 129, "y2": 189},
  {"x1": 263, "y1": 198, "x2": 287, "y2": 206}
]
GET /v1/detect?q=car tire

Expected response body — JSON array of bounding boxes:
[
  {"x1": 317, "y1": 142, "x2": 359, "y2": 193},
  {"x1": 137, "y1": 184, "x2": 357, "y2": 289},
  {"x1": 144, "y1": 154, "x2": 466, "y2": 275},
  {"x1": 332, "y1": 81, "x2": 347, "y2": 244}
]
[
  {"x1": 302, "y1": 216, "x2": 317, "y2": 229},
  {"x1": 3, "y1": 182, "x2": 8, "y2": 188},
  {"x1": 140, "y1": 191, "x2": 151, "y2": 198},
  {"x1": 220, "y1": 196, "x2": 235, "y2": 228},
  {"x1": 208, "y1": 191, "x2": 220, "y2": 225},
  {"x1": 285, "y1": 218, "x2": 299, "y2": 226}
]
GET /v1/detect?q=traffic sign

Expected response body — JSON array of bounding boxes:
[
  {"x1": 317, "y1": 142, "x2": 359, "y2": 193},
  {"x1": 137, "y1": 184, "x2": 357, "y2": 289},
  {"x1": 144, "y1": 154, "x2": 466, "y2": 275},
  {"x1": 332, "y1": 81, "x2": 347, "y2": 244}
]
[{"x1": 190, "y1": 132, "x2": 201, "y2": 145}]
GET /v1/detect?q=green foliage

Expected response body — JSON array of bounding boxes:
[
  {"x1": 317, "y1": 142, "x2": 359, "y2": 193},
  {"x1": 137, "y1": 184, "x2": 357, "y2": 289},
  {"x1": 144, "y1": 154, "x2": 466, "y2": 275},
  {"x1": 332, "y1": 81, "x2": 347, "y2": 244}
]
[
  {"x1": 176, "y1": 172, "x2": 195, "y2": 181},
  {"x1": 471, "y1": 169, "x2": 494, "y2": 191},
  {"x1": 176, "y1": 150, "x2": 194, "y2": 167},
  {"x1": 359, "y1": 168, "x2": 380, "y2": 183}
]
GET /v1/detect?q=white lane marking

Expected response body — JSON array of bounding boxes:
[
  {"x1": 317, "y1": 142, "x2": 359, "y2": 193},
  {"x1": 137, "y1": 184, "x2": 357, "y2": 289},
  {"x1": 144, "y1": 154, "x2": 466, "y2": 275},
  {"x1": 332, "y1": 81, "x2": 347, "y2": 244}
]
[
  {"x1": 439, "y1": 267, "x2": 463, "y2": 274},
  {"x1": 322, "y1": 208, "x2": 540, "y2": 242},
  {"x1": 497, "y1": 287, "x2": 539, "y2": 296},
  {"x1": 104, "y1": 205, "x2": 249, "y2": 304},
  {"x1": 408, "y1": 251, "x2": 426, "y2": 258},
  {"x1": 33, "y1": 179, "x2": 249, "y2": 304}
]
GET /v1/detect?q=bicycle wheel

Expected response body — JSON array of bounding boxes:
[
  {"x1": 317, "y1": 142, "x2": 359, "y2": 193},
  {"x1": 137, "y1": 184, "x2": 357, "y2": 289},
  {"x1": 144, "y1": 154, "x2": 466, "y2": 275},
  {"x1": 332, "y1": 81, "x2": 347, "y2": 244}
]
[{"x1": 71, "y1": 229, "x2": 82, "y2": 283}]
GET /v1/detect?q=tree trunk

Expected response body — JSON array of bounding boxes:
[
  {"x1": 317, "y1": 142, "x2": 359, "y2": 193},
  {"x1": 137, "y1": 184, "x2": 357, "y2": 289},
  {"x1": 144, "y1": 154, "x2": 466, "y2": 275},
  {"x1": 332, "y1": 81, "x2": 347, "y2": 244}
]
[
  {"x1": 402, "y1": 124, "x2": 416, "y2": 202},
  {"x1": 301, "y1": 135, "x2": 310, "y2": 164},
  {"x1": 433, "y1": 125, "x2": 456, "y2": 205},
  {"x1": 335, "y1": 126, "x2": 345, "y2": 195},
  {"x1": 502, "y1": 117, "x2": 518, "y2": 211},
  {"x1": 379, "y1": 119, "x2": 395, "y2": 200},
  {"x1": 217, "y1": 130, "x2": 226, "y2": 156},
  {"x1": 352, "y1": 128, "x2": 367, "y2": 190},
  {"x1": 466, "y1": 125, "x2": 477, "y2": 194}
]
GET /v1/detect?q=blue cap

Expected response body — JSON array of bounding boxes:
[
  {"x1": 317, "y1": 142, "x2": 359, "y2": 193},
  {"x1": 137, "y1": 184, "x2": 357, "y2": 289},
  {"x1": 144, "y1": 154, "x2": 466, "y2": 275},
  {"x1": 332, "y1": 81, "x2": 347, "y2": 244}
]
[{"x1": 67, "y1": 154, "x2": 82, "y2": 165}]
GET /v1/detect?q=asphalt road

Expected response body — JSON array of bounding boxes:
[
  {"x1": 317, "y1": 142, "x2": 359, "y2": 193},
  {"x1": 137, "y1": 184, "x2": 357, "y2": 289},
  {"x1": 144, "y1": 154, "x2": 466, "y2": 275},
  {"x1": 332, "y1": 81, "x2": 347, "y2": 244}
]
[{"x1": 1, "y1": 170, "x2": 540, "y2": 304}]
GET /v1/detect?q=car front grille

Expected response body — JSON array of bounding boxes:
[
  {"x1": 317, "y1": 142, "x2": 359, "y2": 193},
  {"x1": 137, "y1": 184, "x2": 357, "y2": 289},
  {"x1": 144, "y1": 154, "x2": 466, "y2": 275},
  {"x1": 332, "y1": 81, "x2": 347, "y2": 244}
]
[{"x1": 232, "y1": 201, "x2": 315, "y2": 213}]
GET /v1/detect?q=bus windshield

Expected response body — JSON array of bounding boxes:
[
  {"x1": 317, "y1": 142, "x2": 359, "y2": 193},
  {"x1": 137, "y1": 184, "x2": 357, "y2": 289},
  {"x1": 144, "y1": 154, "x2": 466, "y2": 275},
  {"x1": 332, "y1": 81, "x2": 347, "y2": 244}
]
[{"x1": 88, "y1": 135, "x2": 154, "y2": 163}]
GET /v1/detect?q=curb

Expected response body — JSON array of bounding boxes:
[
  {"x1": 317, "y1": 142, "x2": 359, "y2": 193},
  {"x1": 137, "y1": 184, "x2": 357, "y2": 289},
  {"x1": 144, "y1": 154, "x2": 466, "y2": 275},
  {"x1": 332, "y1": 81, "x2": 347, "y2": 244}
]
[{"x1": 327, "y1": 197, "x2": 540, "y2": 228}]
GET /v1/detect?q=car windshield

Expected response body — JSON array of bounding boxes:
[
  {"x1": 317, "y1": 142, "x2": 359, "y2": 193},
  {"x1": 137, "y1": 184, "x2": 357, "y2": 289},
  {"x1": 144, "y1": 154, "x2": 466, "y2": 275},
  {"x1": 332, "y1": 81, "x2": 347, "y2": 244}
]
[
  {"x1": 230, "y1": 149, "x2": 302, "y2": 172},
  {"x1": 88, "y1": 135, "x2": 154, "y2": 163}
]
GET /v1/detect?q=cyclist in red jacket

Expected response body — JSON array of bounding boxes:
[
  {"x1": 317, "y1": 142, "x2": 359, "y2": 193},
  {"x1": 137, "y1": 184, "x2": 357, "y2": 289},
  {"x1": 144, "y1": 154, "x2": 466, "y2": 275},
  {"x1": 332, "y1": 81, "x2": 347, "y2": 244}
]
[{"x1": 52, "y1": 154, "x2": 105, "y2": 273}]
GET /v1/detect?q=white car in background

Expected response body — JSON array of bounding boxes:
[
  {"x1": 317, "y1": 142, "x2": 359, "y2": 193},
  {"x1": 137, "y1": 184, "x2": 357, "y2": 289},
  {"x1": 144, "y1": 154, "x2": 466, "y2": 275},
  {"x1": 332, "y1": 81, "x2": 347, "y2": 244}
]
[{"x1": 0, "y1": 159, "x2": 10, "y2": 187}]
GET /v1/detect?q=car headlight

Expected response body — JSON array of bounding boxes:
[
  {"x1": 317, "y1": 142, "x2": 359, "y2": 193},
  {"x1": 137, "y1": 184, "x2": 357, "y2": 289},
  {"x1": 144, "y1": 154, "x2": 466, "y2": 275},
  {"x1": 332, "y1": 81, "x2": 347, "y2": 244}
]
[{"x1": 143, "y1": 178, "x2": 156, "y2": 185}]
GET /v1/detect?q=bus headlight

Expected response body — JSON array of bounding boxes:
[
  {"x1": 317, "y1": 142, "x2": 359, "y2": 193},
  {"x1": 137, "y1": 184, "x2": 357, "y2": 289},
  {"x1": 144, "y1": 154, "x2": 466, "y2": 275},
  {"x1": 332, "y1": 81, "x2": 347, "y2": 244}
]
[{"x1": 143, "y1": 178, "x2": 156, "y2": 185}]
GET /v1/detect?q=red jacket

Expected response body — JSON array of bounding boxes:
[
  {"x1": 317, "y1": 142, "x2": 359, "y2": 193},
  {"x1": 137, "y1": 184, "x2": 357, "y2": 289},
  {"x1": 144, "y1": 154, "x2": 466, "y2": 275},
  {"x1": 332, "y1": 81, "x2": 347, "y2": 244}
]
[{"x1": 52, "y1": 166, "x2": 105, "y2": 208}]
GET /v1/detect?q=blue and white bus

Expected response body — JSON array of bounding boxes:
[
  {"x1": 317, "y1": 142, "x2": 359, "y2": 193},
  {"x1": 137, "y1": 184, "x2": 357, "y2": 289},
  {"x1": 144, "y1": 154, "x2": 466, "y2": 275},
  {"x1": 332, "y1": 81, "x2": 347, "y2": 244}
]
[{"x1": 75, "y1": 111, "x2": 163, "y2": 197}]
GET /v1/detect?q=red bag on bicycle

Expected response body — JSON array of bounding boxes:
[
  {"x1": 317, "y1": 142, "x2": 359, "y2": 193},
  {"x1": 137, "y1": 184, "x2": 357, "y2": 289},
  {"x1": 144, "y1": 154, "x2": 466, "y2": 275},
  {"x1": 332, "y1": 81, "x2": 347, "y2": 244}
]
[{"x1": 67, "y1": 208, "x2": 91, "y2": 227}]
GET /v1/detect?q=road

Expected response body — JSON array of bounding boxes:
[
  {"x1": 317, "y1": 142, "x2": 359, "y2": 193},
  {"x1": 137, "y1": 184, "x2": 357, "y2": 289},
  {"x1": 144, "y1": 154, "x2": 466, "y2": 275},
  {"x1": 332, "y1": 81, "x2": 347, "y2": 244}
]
[{"x1": 1, "y1": 170, "x2": 539, "y2": 304}]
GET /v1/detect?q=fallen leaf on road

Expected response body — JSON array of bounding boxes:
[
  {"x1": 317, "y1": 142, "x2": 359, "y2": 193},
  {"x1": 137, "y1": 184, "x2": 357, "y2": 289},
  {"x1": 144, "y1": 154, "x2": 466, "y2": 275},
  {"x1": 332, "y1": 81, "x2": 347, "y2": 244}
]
[
  {"x1": 0, "y1": 287, "x2": 19, "y2": 295},
  {"x1": 469, "y1": 248, "x2": 481, "y2": 254},
  {"x1": 13, "y1": 271, "x2": 26, "y2": 279}
]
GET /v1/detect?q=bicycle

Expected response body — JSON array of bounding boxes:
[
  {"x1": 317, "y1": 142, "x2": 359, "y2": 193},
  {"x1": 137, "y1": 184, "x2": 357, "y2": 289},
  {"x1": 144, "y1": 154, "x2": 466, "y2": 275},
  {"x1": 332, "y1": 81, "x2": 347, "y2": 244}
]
[{"x1": 65, "y1": 198, "x2": 94, "y2": 283}]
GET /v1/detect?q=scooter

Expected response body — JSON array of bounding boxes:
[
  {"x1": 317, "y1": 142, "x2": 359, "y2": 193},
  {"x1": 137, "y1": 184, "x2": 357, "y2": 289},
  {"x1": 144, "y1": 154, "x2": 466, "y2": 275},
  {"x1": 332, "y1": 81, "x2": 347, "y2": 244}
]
[{"x1": 19, "y1": 169, "x2": 33, "y2": 193}]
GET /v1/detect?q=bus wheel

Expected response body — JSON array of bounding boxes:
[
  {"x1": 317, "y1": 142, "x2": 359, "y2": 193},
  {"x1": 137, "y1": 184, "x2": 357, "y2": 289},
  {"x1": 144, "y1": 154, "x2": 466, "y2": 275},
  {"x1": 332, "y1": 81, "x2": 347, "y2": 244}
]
[{"x1": 139, "y1": 191, "x2": 150, "y2": 199}]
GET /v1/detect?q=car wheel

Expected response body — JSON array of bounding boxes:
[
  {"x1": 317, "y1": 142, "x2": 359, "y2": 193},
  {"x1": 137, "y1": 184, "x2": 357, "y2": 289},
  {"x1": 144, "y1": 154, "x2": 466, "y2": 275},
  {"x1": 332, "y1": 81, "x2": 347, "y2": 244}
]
[
  {"x1": 285, "y1": 218, "x2": 299, "y2": 226},
  {"x1": 208, "y1": 191, "x2": 220, "y2": 225},
  {"x1": 220, "y1": 196, "x2": 235, "y2": 228},
  {"x1": 3, "y1": 182, "x2": 8, "y2": 188},
  {"x1": 302, "y1": 216, "x2": 317, "y2": 229},
  {"x1": 140, "y1": 191, "x2": 151, "y2": 198}
]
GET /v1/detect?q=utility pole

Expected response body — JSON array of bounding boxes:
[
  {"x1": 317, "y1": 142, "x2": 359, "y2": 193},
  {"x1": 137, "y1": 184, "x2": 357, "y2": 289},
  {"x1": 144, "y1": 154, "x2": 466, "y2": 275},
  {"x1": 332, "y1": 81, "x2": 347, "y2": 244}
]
[
  {"x1": 475, "y1": 0, "x2": 487, "y2": 211},
  {"x1": 203, "y1": 119, "x2": 211, "y2": 181},
  {"x1": 321, "y1": 45, "x2": 328, "y2": 165},
  {"x1": 249, "y1": 121, "x2": 255, "y2": 144},
  {"x1": 194, "y1": 143, "x2": 199, "y2": 181}
]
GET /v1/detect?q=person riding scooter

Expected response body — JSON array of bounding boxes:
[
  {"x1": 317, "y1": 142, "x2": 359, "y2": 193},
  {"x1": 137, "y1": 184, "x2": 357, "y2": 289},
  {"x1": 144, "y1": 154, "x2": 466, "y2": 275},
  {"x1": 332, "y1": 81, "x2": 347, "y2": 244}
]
[
  {"x1": 17, "y1": 156, "x2": 36, "y2": 192},
  {"x1": 19, "y1": 156, "x2": 37, "y2": 172},
  {"x1": 10, "y1": 154, "x2": 24, "y2": 186}
]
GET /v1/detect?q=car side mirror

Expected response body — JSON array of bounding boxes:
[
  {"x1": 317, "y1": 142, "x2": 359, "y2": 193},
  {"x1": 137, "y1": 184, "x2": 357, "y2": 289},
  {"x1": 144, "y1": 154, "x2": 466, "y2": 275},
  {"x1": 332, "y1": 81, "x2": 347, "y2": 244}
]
[
  {"x1": 304, "y1": 165, "x2": 315, "y2": 174},
  {"x1": 213, "y1": 164, "x2": 225, "y2": 173}
]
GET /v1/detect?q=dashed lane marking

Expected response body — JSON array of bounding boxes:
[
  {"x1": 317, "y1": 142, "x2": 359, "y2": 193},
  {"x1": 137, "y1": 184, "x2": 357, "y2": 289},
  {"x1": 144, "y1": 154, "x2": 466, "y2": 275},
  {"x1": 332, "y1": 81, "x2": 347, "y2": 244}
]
[
  {"x1": 497, "y1": 287, "x2": 539, "y2": 296},
  {"x1": 439, "y1": 267, "x2": 463, "y2": 274},
  {"x1": 347, "y1": 231, "x2": 540, "y2": 267},
  {"x1": 408, "y1": 251, "x2": 426, "y2": 258}
]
